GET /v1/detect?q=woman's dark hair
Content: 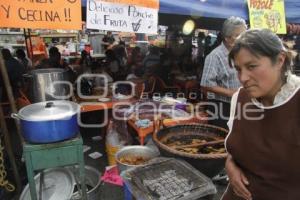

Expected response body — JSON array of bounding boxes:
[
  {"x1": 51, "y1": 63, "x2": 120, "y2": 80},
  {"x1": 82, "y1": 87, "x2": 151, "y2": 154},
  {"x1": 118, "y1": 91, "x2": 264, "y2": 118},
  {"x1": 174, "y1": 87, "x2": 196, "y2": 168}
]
[
  {"x1": 132, "y1": 46, "x2": 141, "y2": 55},
  {"x1": 198, "y1": 32, "x2": 205, "y2": 39},
  {"x1": 105, "y1": 49, "x2": 117, "y2": 61},
  {"x1": 1, "y1": 48, "x2": 12, "y2": 60},
  {"x1": 79, "y1": 50, "x2": 90, "y2": 66},
  {"x1": 229, "y1": 29, "x2": 292, "y2": 76},
  {"x1": 49, "y1": 46, "x2": 59, "y2": 57},
  {"x1": 81, "y1": 50, "x2": 88, "y2": 58},
  {"x1": 131, "y1": 46, "x2": 141, "y2": 64},
  {"x1": 16, "y1": 49, "x2": 26, "y2": 59}
]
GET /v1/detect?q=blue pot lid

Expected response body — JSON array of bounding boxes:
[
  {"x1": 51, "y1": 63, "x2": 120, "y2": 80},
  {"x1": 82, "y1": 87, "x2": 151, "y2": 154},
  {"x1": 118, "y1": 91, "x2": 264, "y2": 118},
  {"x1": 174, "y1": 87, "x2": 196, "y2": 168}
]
[{"x1": 17, "y1": 100, "x2": 79, "y2": 121}]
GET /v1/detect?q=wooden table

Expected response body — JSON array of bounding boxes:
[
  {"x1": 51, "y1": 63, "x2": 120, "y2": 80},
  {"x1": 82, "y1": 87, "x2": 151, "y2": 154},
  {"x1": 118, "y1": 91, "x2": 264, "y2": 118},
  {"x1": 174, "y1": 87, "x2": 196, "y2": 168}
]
[
  {"x1": 77, "y1": 95, "x2": 208, "y2": 145},
  {"x1": 76, "y1": 96, "x2": 137, "y2": 112},
  {"x1": 173, "y1": 76, "x2": 198, "y2": 90},
  {"x1": 128, "y1": 113, "x2": 208, "y2": 145}
]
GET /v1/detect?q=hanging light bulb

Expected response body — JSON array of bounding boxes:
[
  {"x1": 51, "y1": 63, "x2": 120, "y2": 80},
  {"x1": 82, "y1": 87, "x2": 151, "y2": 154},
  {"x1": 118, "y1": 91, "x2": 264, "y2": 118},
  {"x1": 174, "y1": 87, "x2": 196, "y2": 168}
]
[{"x1": 182, "y1": 20, "x2": 195, "y2": 35}]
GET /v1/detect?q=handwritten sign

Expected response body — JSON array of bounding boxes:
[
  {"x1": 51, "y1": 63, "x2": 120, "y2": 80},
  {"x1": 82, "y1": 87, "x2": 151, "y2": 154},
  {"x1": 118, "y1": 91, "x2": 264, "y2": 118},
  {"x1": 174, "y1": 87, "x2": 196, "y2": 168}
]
[
  {"x1": 0, "y1": 0, "x2": 81, "y2": 30},
  {"x1": 86, "y1": 0, "x2": 159, "y2": 34},
  {"x1": 247, "y1": 0, "x2": 287, "y2": 34}
]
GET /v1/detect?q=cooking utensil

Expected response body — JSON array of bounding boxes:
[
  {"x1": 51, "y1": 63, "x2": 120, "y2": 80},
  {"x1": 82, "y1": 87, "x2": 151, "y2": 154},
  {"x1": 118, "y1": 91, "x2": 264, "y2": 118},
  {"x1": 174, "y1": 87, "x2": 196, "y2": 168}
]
[
  {"x1": 70, "y1": 165, "x2": 102, "y2": 200},
  {"x1": 20, "y1": 168, "x2": 75, "y2": 200},
  {"x1": 23, "y1": 68, "x2": 71, "y2": 103},
  {"x1": 175, "y1": 139, "x2": 225, "y2": 149},
  {"x1": 12, "y1": 100, "x2": 79, "y2": 143},
  {"x1": 123, "y1": 158, "x2": 216, "y2": 200}
]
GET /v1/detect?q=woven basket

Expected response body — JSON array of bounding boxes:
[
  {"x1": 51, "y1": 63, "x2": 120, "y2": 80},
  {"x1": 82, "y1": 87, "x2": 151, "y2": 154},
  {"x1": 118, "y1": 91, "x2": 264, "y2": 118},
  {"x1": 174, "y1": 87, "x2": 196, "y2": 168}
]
[{"x1": 153, "y1": 124, "x2": 228, "y2": 177}]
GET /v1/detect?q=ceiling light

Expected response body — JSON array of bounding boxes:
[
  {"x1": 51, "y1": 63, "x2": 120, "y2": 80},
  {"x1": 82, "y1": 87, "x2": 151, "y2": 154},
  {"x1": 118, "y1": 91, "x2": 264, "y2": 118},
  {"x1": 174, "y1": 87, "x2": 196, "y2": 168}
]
[{"x1": 183, "y1": 20, "x2": 195, "y2": 35}]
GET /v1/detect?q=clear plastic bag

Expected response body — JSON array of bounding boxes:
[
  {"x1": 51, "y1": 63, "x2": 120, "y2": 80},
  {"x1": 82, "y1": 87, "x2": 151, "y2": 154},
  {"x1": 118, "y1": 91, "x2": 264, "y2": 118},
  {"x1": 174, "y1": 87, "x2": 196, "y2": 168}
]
[{"x1": 106, "y1": 120, "x2": 125, "y2": 165}]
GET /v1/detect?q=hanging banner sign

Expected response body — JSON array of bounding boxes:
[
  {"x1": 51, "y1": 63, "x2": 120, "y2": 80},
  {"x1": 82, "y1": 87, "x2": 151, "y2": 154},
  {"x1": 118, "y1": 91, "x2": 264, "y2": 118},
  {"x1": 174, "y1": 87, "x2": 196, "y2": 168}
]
[
  {"x1": 86, "y1": 0, "x2": 159, "y2": 34},
  {"x1": 247, "y1": 0, "x2": 287, "y2": 34},
  {"x1": 0, "y1": 0, "x2": 81, "y2": 30}
]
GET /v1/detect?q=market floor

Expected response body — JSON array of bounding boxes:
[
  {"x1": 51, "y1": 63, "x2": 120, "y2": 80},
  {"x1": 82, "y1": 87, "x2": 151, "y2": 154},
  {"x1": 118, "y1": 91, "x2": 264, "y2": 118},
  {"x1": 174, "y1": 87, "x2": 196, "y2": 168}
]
[
  {"x1": 5, "y1": 115, "x2": 226, "y2": 200},
  {"x1": 81, "y1": 126, "x2": 227, "y2": 200},
  {"x1": 81, "y1": 128, "x2": 125, "y2": 200}
]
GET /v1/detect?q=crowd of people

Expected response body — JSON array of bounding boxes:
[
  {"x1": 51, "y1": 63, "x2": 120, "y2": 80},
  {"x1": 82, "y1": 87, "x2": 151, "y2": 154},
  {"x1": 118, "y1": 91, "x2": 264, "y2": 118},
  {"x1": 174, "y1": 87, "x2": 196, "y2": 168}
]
[
  {"x1": 1, "y1": 27, "x2": 300, "y2": 103},
  {"x1": 1, "y1": 15, "x2": 300, "y2": 199}
]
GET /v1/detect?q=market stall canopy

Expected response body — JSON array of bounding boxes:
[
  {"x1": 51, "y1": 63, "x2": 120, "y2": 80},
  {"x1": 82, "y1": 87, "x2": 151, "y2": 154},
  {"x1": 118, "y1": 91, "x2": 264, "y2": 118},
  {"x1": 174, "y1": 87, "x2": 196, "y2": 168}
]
[
  {"x1": 82, "y1": 0, "x2": 300, "y2": 24},
  {"x1": 159, "y1": 0, "x2": 300, "y2": 24}
]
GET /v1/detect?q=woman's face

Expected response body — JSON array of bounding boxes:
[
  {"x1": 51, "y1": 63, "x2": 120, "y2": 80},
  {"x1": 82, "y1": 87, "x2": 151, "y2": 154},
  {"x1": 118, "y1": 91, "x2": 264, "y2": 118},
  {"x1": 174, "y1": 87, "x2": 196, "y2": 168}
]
[{"x1": 233, "y1": 48, "x2": 285, "y2": 101}]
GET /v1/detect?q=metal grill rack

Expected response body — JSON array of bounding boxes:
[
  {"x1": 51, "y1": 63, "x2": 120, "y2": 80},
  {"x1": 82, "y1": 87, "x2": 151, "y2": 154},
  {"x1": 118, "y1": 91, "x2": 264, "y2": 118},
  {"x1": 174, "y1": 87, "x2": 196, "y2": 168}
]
[{"x1": 128, "y1": 158, "x2": 216, "y2": 200}]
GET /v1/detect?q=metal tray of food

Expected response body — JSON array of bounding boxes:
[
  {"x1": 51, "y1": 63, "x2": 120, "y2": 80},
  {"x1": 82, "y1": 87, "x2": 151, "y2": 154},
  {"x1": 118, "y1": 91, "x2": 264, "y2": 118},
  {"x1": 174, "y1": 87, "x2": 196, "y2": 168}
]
[{"x1": 123, "y1": 157, "x2": 216, "y2": 200}]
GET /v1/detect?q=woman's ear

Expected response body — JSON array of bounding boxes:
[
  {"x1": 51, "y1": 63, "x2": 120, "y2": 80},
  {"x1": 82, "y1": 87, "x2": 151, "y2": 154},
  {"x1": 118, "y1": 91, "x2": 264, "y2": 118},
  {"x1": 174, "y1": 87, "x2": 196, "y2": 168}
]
[{"x1": 276, "y1": 52, "x2": 286, "y2": 70}]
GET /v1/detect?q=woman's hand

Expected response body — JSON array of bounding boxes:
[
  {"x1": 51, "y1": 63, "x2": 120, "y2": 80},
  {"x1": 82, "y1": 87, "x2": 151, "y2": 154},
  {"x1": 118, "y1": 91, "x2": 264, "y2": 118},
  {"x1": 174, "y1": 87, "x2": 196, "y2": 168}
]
[{"x1": 225, "y1": 154, "x2": 252, "y2": 200}]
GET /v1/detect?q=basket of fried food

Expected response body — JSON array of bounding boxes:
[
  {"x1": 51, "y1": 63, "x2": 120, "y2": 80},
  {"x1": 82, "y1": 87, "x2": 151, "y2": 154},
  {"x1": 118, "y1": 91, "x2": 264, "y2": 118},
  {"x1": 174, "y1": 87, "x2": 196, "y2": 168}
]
[{"x1": 153, "y1": 124, "x2": 228, "y2": 178}]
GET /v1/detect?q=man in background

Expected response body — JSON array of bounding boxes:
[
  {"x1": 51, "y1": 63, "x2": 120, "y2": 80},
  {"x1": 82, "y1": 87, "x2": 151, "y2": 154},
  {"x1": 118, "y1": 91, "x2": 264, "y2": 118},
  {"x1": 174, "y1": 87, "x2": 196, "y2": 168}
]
[
  {"x1": 102, "y1": 31, "x2": 115, "y2": 51},
  {"x1": 200, "y1": 16, "x2": 247, "y2": 129}
]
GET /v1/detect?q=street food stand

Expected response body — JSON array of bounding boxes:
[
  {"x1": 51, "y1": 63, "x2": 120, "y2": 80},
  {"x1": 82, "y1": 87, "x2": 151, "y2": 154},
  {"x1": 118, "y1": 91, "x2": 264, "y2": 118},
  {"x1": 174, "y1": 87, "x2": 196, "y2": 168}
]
[
  {"x1": 0, "y1": 0, "x2": 85, "y2": 199},
  {"x1": 3, "y1": 0, "x2": 299, "y2": 199}
]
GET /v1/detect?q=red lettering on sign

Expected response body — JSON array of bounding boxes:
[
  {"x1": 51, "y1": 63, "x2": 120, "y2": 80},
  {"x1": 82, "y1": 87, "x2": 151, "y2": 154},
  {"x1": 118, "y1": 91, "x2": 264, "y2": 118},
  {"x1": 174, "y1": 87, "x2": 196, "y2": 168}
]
[{"x1": 250, "y1": 0, "x2": 273, "y2": 9}]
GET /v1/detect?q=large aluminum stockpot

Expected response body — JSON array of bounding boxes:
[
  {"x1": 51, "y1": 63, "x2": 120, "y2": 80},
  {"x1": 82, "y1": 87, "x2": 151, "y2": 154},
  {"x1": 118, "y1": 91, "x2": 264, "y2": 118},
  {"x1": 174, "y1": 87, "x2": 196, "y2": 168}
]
[
  {"x1": 12, "y1": 100, "x2": 79, "y2": 143},
  {"x1": 23, "y1": 68, "x2": 71, "y2": 103}
]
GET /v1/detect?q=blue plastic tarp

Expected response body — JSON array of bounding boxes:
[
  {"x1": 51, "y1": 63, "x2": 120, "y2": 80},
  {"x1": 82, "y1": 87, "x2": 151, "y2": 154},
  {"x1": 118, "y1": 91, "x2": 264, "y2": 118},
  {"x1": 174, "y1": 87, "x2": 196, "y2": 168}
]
[
  {"x1": 159, "y1": 0, "x2": 300, "y2": 24},
  {"x1": 82, "y1": 0, "x2": 300, "y2": 24},
  {"x1": 159, "y1": 0, "x2": 247, "y2": 19}
]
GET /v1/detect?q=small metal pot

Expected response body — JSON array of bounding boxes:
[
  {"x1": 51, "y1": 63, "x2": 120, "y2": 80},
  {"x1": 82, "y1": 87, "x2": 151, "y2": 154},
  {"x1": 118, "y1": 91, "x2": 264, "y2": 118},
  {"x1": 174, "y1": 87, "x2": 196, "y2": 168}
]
[
  {"x1": 115, "y1": 145, "x2": 159, "y2": 174},
  {"x1": 12, "y1": 100, "x2": 79, "y2": 143},
  {"x1": 71, "y1": 165, "x2": 102, "y2": 200}
]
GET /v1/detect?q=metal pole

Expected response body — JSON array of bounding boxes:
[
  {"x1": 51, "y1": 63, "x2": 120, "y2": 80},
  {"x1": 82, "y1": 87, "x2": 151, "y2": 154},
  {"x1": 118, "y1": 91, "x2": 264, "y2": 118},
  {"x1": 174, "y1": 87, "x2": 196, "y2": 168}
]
[
  {"x1": 23, "y1": 29, "x2": 31, "y2": 61},
  {"x1": 28, "y1": 29, "x2": 33, "y2": 60},
  {"x1": 0, "y1": 54, "x2": 22, "y2": 195},
  {"x1": 24, "y1": 29, "x2": 34, "y2": 61},
  {"x1": 0, "y1": 53, "x2": 22, "y2": 142}
]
